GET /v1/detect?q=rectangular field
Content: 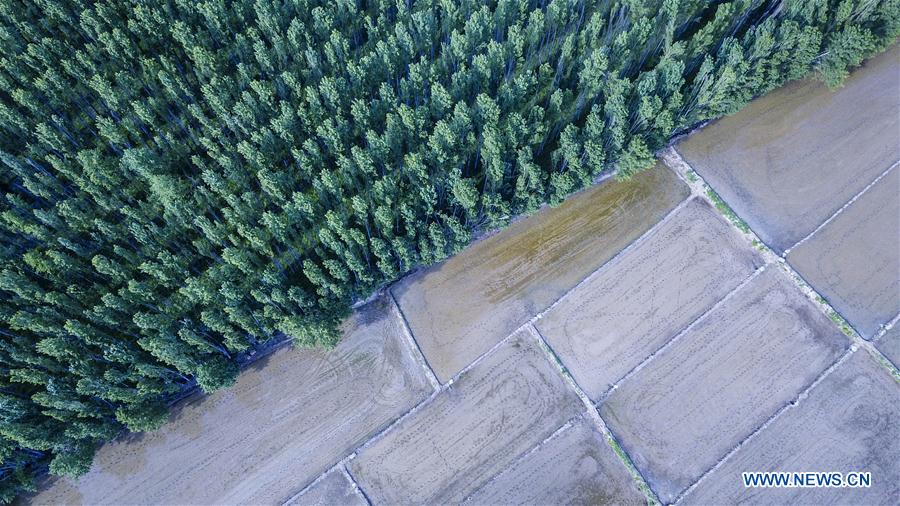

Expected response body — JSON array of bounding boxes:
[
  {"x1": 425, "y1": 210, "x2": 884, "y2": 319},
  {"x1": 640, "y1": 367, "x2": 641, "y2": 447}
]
[
  {"x1": 599, "y1": 268, "x2": 849, "y2": 503},
  {"x1": 536, "y1": 197, "x2": 763, "y2": 399},
  {"x1": 393, "y1": 164, "x2": 689, "y2": 382},
  {"x1": 288, "y1": 470, "x2": 367, "y2": 506},
  {"x1": 677, "y1": 45, "x2": 899, "y2": 253},
  {"x1": 464, "y1": 417, "x2": 645, "y2": 505},
  {"x1": 681, "y1": 351, "x2": 900, "y2": 505},
  {"x1": 349, "y1": 327, "x2": 583, "y2": 504},
  {"x1": 787, "y1": 168, "x2": 899, "y2": 339},
  {"x1": 28, "y1": 296, "x2": 431, "y2": 505}
]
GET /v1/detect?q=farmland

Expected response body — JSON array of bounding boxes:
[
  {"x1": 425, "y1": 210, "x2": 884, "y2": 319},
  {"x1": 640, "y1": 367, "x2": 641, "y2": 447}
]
[
  {"x1": 787, "y1": 168, "x2": 899, "y2": 338},
  {"x1": 465, "y1": 417, "x2": 645, "y2": 505},
  {"x1": 535, "y1": 197, "x2": 763, "y2": 399},
  {"x1": 599, "y1": 267, "x2": 849, "y2": 503},
  {"x1": 348, "y1": 327, "x2": 584, "y2": 504},
  {"x1": 680, "y1": 351, "x2": 900, "y2": 505},
  {"x1": 3, "y1": 0, "x2": 899, "y2": 499},
  {"x1": 288, "y1": 470, "x2": 367, "y2": 506}
]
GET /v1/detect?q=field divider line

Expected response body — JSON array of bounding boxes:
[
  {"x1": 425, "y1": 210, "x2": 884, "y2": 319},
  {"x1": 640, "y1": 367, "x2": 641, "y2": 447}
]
[
  {"x1": 597, "y1": 264, "x2": 768, "y2": 404},
  {"x1": 342, "y1": 463, "x2": 373, "y2": 506},
  {"x1": 783, "y1": 159, "x2": 899, "y2": 256},
  {"x1": 672, "y1": 347, "x2": 858, "y2": 505},
  {"x1": 661, "y1": 148, "x2": 783, "y2": 263},
  {"x1": 387, "y1": 290, "x2": 441, "y2": 390},
  {"x1": 459, "y1": 416, "x2": 582, "y2": 504},
  {"x1": 769, "y1": 247, "x2": 900, "y2": 379},
  {"x1": 661, "y1": 146, "x2": 707, "y2": 197},
  {"x1": 530, "y1": 324, "x2": 661, "y2": 505},
  {"x1": 282, "y1": 460, "x2": 346, "y2": 505},
  {"x1": 873, "y1": 311, "x2": 900, "y2": 341},
  {"x1": 866, "y1": 311, "x2": 900, "y2": 380},
  {"x1": 781, "y1": 258, "x2": 868, "y2": 334},
  {"x1": 775, "y1": 238, "x2": 900, "y2": 381}
]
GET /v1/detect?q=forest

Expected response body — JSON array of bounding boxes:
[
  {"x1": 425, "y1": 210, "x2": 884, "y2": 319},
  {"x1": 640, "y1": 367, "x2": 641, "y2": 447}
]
[{"x1": 0, "y1": 0, "x2": 896, "y2": 500}]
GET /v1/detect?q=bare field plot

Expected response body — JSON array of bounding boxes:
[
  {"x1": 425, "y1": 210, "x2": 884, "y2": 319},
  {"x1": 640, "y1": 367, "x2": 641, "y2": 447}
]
[
  {"x1": 875, "y1": 325, "x2": 900, "y2": 369},
  {"x1": 28, "y1": 296, "x2": 431, "y2": 506},
  {"x1": 600, "y1": 268, "x2": 850, "y2": 503},
  {"x1": 788, "y1": 168, "x2": 900, "y2": 339},
  {"x1": 465, "y1": 417, "x2": 645, "y2": 505},
  {"x1": 287, "y1": 470, "x2": 367, "y2": 506},
  {"x1": 393, "y1": 164, "x2": 689, "y2": 382},
  {"x1": 349, "y1": 327, "x2": 583, "y2": 504},
  {"x1": 536, "y1": 197, "x2": 763, "y2": 399},
  {"x1": 677, "y1": 45, "x2": 900, "y2": 253},
  {"x1": 682, "y1": 351, "x2": 900, "y2": 505}
]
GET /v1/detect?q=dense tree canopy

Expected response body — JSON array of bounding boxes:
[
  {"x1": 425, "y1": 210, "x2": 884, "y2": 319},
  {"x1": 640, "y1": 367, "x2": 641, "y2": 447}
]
[{"x1": 0, "y1": 0, "x2": 896, "y2": 500}]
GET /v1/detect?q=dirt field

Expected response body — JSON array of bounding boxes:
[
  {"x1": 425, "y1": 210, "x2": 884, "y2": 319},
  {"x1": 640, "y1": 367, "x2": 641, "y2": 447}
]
[
  {"x1": 464, "y1": 416, "x2": 644, "y2": 505},
  {"x1": 600, "y1": 267, "x2": 850, "y2": 503},
  {"x1": 787, "y1": 168, "x2": 899, "y2": 338},
  {"x1": 875, "y1": 325, "x2": 900, "y2": 369},
  {"x1": 28, "y1": 296, "x2": 431, "y2": 505},
  {"x1": 348, "y1": 327, "x2": 584, "y2": 504},
  {"x1": 681, "y1": 351, "x2": 900, "y2": 505},
  {"x1": 536, "y1": 197, "x2": 763, "y2": 399},
  {"x1": 677, "y1": 45, "x2": 899, "y2": 253},
  {"x1": 289, "y1": 470, "x2": 367, "y2": 506},
  {"x1": 392, "y1": 164, "x2": 689, "y2": 382}
]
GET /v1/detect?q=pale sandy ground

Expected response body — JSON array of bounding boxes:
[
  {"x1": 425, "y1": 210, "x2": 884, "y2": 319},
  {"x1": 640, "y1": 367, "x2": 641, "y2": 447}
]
[{"x1": 27, "y1": 44, "x2": 900, "y2": 506}]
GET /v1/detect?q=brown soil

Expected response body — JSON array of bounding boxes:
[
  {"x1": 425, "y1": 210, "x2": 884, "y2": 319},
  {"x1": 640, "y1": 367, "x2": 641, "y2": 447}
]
[{"x1": 465, "y1": 417, "x2": 645, "y2": 505}]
